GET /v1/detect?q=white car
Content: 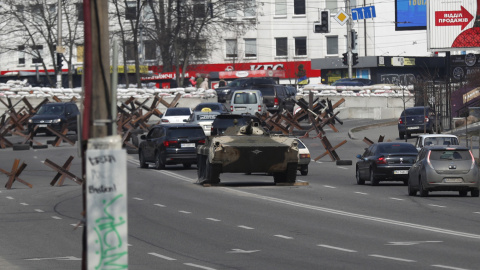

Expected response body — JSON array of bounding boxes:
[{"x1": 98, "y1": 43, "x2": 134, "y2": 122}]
[
  {"x1": 296, "y1": 139, "x2": 311, "y2": 175},
  {"x1": 161, "y1": 107, "x2": 192, "y2": 123},
  {"x1": 414, "y1": 134, "x2": 459, "y2": 151},
  {"x1": 187, "y1": 111, "x2": 221, "y2": 136}
]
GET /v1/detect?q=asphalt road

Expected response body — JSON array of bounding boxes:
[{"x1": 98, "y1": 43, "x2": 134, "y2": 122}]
[{"x1": 1, "y1": 119, "x2": 480, "y2": 270}]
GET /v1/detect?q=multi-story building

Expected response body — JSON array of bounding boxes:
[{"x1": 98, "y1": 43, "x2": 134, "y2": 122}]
[{"x1": 0, "y1": 0, "x2": 450, "y2": 88}]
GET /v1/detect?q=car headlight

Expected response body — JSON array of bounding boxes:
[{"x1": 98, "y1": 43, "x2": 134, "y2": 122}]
[
  {"x1": 222, "y1": 89, "x2": 230, "y2": 93},
  {"x1": 28, "y1": 119, "x2": 32, "y2": 123},
  {"x1": 52, "y1": 118, "x2": 62, "y2": 123}
]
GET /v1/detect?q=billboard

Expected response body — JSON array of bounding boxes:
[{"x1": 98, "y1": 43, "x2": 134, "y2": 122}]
[
  {"x1": 395, "y1": 0, "x2": 427, "y2": 30},
  {"x1": 427, "y1": 0, "x2": 477, "y2": 51}
]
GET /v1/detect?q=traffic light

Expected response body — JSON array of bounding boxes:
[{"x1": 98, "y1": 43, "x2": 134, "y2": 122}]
[
  {"x1": 56, "y1": 53, "x2": 63, "y2": 70},
  {"x1": 342, "y1": 53, "x2": 348, "y2": 65},
  {"x1": 352, "y1": 53, "x2": 359, "y2": 66},
  {"x1": 313, "y1": 10, "x2": 330, "y2": 33}
]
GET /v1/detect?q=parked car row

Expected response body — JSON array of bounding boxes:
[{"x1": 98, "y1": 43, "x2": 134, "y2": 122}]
[{"x1": 355, "y1": 135, "x2": 479, "y2": 197}]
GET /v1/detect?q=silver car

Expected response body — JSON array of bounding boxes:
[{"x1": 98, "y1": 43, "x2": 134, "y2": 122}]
[{"x1": 408, "y1": 146, "x2": 479, "y2": 197}]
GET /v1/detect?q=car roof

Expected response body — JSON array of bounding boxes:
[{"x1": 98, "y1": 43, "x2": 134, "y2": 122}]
[
  {"x1": 423, "y1": 145, "x2": 470, "y2": 150},
  {"x1": 417, "y1": 134, "x2": 458, "y2": 138},
  {"x1": 152, "y1": 123, "x2": 201, "y2": 128}
]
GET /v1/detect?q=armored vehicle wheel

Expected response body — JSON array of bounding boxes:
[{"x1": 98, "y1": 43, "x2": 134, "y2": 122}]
[
  {"x1": 139, "y1": 151, "x2": 148, "y2": 169},
  {"x1": 205, "y1": 162, "x2": 221, "y2": 184},
  {"x1": 154, "y1": 151, "x2": 165, "y2": 170}
]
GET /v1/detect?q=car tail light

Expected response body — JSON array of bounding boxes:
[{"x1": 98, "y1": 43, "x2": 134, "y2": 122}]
[
  {"x1": 398, "y1": 118, "x2": 403, "y2": 124},
  {"x1": 258, "y1": 105, "x2": 262, "y2": 112},
  {"x1": 376, "y1": 156, "x2": 387, "y2": 164},
  {"x1": 469, "y1": 150, "x2": 476, "y2": 170},
  {"x1": 161, "y1": 119, "x2": 169, "y2": 123},
  {"x1": 164, "y1": 140, "x2": 178, "y2": 147},
  {"x1": 424, "y1": 116, "x2": 429, "y2": 123},
  {"x1": 300, "y1": 154, "x2": 310, "y2": 159},
  {"x1": 426, "y1": 150, "x2": 434, "y2": 169},
  {"x1": 274, "y1": 97, "x2": 279, "y2": 106},
  {"x1": 230, "y1": 106, "x2": 233, "y2": 111},
  {"x1": 198, "y1": 139, "x2": 205, "y2": 144}
]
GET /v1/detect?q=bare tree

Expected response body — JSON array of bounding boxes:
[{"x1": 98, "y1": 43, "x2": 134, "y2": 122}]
[{"x1": 62, "y1": 1, "x2": 84, "y2": 88}]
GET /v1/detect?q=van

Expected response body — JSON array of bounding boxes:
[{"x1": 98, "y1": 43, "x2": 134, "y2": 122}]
[
  {"x1": 230, "y1": 90, "x2": 266, "y2": 115},
  {"x1": 414, "y1": 134, "x2": 459, "y2": 151},
  {"x1": 252, "y1": 84, "x2": 295, "y2": 113},
  {"x1": 215, "y1": 77, "x2": 278, "y2": 103}
]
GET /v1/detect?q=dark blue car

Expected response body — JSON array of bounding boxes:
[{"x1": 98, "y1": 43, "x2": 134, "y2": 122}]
[{"x1": 397, "y1": 106, "x2": 442, "y2": 139}]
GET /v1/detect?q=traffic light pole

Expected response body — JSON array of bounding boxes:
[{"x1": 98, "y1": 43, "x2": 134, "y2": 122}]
[{"x1": 346, "y1": 0, "x2": 353, "y2": 78}]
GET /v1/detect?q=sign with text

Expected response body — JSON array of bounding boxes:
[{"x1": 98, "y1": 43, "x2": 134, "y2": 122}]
[
  {"x1": 396, "y1": 0, "x2": 427, "y2": 30},
  {"x1": 351, "y1": 6, "x2": 376, "y2": 20},
  {"x1": 427, "y1": 0, "x2": 477, "y2": 51},
  {"x1": 87, "y1": 148, "x2": 128, "y2": 269}
]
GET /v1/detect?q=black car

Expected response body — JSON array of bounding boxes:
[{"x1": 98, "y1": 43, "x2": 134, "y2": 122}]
[
  {"x1": 27, "y1": 102, "x2": 80, "y2": 134},
  {"x1": 356, "y1": 142, "x2": 418, "y2": 186},
  {"x1": 397, "y1": 106, "x2": 442, "y2": 139},
  {"x1": 251, "y1": 84, "x2": 295, "y2": 113},
  {"x1": 138, "y1": 124, "x2": 206, "y2": 169},
  {"x1": 210, "y1": 114, "x2": 263, "y2": 136},
  {"x1": 215, "y1": 77, "x2": 277, "y2": 103},
  {"x1": 193, "y1": 102, "x2": 230, "y2": 114}
]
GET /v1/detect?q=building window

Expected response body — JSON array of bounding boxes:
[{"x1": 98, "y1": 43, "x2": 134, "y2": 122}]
[
  {"x1": 76, "y1": 45, "x2": 84, "y2": 63},
  {"x1": 18, "y1": 45, "x2": 25, "y2": 65},
  {"x1": 16, "y1": 5, "x2": 24, "y2": 13},
  {"x1": 144, "y1": 40, "x2": 157, "y2": 60},
  {"x1": 326, "y1": 0, "x2": 338, "y2": 11},
  {"x1": 294, "y1": 0, "x2": 305, "y2": 15},
  {"x1": 326, "y1": 36, "x2": 338, "y2": 55},
  {"x1": 294, "y1": 37, "x2": 307, "y2": 56},
  {"x1": 31, "y1": 45, "x2": 43, "y2": 64},
  {"x1": 275, "y1": 0, "x2": 287, "y2": 16},
  {"x1": 244, "y1": 39, "x2": 256, "y2": 58},
  {"x1": 193, "y1": 0, "x2": 206, "y2": 18},
  {"x1": 244, "y1": 0, "x2": 255, "y2": 17},
  {"x1": 126, "y1": 42, "x2": 136, "y2": 61},
  {"x1": 193, "y1": 40, "x2": 207, "y2": 59},
  {"x1": 143, "y1": 0, "x2": 154, "y2": 21},
  {"x1": 31, "y1": 4, "x2": 44, "y2": 19},
  {"x1": 76, "y1": 3, "x2": 84, "y2": 21},
  {"x1": 276, "y1": 38, "x2": 288, "y2": 56},
  {"x1": 226, "y1": 39, "x2": 237, "y2": 58},
  {"x1": 126, "y1": 1, "x2": 137, "y2": 20},
  {"x1": 225, "y1": 1, "x2": 236, "y2": 17}
]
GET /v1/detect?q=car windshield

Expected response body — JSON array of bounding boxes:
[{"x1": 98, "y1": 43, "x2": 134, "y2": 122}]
[
  {"x1": 430, "y1": 150, "x2": 470, "y2": 160},
  {"x1": 165, "y1": 108, "x2": 191, "y2": 116},
  {"x1": 403, "y1": 108, "x2": 428, "y2": 116},
  {"x1": 424, "y1": 137, "x2": 459, "y2": 146},
  {"x1": 195, "y1": 104, "x2": 221, "y2": 111},
  {"x1": 256, "y1": 86, "x2": 274, "y2": 95},
  {"x1": 168, "y1": 128, "x2": 204, "y2": 138},
  {"x1": 296, "y1": 140, "x2": 306, "y2": 149},
  {"x1": 233, "y1": 92, "x2": 258, "y2": 104},
  {"x1": 226, "y1": 79, "x2": 247, "y2": 87},
  {"x1": 377, "y1": 144, "x2": 417, "y2": 153},
  {"x1": 37, "y1": 105, "x2": 65, "y2": 115}
]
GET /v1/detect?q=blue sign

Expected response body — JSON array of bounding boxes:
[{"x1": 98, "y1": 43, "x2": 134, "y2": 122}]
[
  {"x1": 395, "y1": 0, "x2": 427, "y2": 30},
  {"x1": 351, "y1": 6, "x2": 376, "y2": 20}
]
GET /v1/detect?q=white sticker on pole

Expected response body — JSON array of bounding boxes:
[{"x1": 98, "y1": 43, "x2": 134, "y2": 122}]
[{"x1": 86, "y1": 148, "x2": 128, "y2": 269}]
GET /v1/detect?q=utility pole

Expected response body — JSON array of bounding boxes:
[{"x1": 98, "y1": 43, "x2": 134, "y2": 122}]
[
  {"x1": 346, "y1": 0, "x2": 353, "y2": 78},
  {"x1": 56, "y1": 0, "x2": 63, "y2": 88}
]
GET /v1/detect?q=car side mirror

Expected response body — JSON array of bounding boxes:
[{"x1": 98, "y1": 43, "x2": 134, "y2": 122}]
[
  {"x1": 140, "y1": 135, "x2": 146, "y2": 140},
  {"x1": 356, "y1": 154, "x2": 362, "y2": 159}
]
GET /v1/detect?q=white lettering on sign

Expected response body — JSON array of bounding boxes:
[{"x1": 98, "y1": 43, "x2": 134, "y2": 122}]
[{"x1": 249, "y1": 64, "x2": 284, "y2": 71}]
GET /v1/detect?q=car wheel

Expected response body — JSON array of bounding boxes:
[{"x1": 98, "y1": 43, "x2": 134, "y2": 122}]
[
  {"x1": 408, "y1": 180, "x2": 417, "y2": 196},
  {"x1": 300, "y1": 165, "x2": 308, "y2": 176},
  {"x1": 403, "y1": 179, "x2": 408, "y2": 186},
  {"x1": 154, "y1": 151, "x2": 165, "y2": 170},
  {"x1": 370, "y1": 169, "x2": 379, "y2": 186},
  {"x1": 459, "y1": 190, "x2": 468, "y2": 197},
  {"x1": 419, "y1": 179, "x2": 428, "y2": 197},
  {"x1": 356, "y1": 167, "x2": 365, "y2": 185},
  {"x1": 139, "y1": 151, "x2": 148, "y2": 169},
  {"x1": 399, "y1": 132, "x2": 405, "y2": 140},
  {"x1": 471, "y1": 190, "x2": 480, "y2": 197},
  {"x1": 183, "y1": 163, "x2": 192, "y2": 169}
]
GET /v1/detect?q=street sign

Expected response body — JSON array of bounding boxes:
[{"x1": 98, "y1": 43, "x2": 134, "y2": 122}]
[
  {"x1": 351, "y1": 6, "x2": 376, "y2": 20},
  {"x1": 334, "y1": 9, "x2": 349, "y2": 26}
]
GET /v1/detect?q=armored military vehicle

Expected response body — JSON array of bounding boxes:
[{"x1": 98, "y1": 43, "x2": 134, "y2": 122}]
[{"x1": 197, "y1": 121, "x2": 299, "y2": 184}]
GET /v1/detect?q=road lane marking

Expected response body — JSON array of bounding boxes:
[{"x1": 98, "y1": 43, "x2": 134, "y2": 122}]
[
  {"x1": 25, "y1": 256, "x2": 81, "y2": 261},
  {"x1": 387, "y1": 241, "x2": 442, "y2": 246},
  {"x1": 238, "y1": 225, "x2": 254, "y2": 230},
  {"x1": 228, "y1": 249, "x2": 260, "y2": 253},
  {"x1": 337, "y1": 167, "x2": 349, "y2": 170},
  {"x1": 6, "y1": 196, "x2": 14, "y2": 199},
  {"x1": 133, "y1": 197, "x2": 144, "y2": 201},
  {"x1": 475, "y1": 212, "x2": 480, "y2": 214},
  {"x1": 389, "y1": 197, "x2": 404, "y2": 201},
  {"x1": 20, "y1": 202, "x2": 29, "y2": 205},
  {"x1": 226, "y1": 189, "x2": 480, "y2": 240},
  {"x1": 184, "y1": 263, "x2": 217, "y2": 270},
  {"x1": 317, "y1": 244, "x2": 357, "y2": 253},
  {"x1": 369, "y1": 254, "x2": 415, "y2": 262},
  {"x1": 35, "y1": 209, "x2": 44, "y2": 213},
  {"x1": 206, "y1": 218, "x2": 221, "y2": 222},
  {"x1": 355, "y1": 192, "x2": 368, "y2": 195},
  {"x1": 274, "y1": 235, "x2": 293, "y2": 239},
  {"x1": 154, "y1": 204, "x2": 165, "y2": 207},
  {"x1": 432, "y1": 265, "x2": 470, "y2": 270},
  {"x1": 51, "y1": 216, "x2": 62, "y2": 220},
  {"x1": 323, "y1": 185, "x2": 336, "y2": 188},
  {"x1": 429, "y1": 204, "x2": 446, "y2": 208},
  {"x1": 179, "y1": 210, "x2": 191, "y2": 214},
  {"x1": 148, "y1": 252, "x2": 176, "y2": 261}
]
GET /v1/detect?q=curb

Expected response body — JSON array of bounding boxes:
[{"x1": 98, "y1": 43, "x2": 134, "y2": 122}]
[{"x1": 348, "y1": 119, "x2": 397, "y2": 140}]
